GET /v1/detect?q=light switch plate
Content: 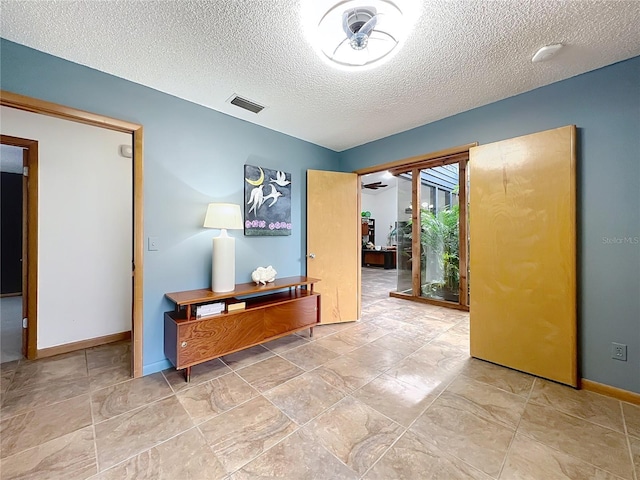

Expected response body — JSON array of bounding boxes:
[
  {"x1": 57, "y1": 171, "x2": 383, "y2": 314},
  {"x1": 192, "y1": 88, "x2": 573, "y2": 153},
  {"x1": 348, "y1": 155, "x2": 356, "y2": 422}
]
[{"x1": 148, "y1": 236, "x2": 159, "y2": 251}]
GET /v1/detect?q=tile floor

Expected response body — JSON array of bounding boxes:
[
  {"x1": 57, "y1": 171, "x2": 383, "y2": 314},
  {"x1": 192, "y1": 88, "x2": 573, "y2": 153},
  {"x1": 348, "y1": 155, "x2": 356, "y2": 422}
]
[
  {"x1": 0, "y1": 296, "x2": 22, "y2": 364},
  {"x1": 1, "y1": 268, "x2": 638, "y2": 479}
]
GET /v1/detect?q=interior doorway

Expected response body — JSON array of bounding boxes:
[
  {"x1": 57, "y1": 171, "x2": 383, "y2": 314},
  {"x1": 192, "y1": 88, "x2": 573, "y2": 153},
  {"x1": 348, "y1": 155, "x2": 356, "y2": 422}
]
[
  {"x1": 356, "y1": 143, "x2": 475, "y2": 311},
  {"x1": 0, "y1": 136, "x2": 38, "y2": 361},
  {"x1": 360, "y1": 171, "x2": 398, "y2": 307},
  {"x1": 0, "y1": 91, "x2": 144, "y2": 377}
]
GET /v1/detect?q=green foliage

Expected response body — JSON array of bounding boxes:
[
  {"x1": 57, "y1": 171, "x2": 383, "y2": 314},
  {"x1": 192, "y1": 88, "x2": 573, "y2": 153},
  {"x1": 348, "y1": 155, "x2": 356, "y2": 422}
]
[{"x1": 420, "y1": 205, "x2": 460, "y2": 293}]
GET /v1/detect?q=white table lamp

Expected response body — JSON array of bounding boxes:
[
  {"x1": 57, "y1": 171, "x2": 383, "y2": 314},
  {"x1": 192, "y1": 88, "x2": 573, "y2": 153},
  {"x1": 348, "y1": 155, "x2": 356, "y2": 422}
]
[{"x1": 203, "y1": 203, "x2": 243, "y2": 292}]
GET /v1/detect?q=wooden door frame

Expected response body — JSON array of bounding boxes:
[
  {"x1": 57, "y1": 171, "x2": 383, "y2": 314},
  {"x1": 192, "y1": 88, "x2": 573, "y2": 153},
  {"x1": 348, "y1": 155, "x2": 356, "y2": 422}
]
[
  {"x1": 1, "y1": 90, "x2": 144, "y2": 377},
  {"x1": 0, "y1": 135, "x2": 38, "y2": 358},
  {"x1": 354, "y1": 143, "x2": 477, "y2": 311}
]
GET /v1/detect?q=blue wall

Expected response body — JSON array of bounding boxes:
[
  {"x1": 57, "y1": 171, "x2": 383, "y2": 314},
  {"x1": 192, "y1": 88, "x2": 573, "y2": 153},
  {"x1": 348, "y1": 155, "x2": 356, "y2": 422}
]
[
  {"x1": 340, "y1": 56, "x2": 640, "y2": 393},
  {"x1": 3, "y1": 38, "x2": 638, "y2": 392},
  {"x1": 0, "y1": 39, "x2": 339, "y2": 374}
]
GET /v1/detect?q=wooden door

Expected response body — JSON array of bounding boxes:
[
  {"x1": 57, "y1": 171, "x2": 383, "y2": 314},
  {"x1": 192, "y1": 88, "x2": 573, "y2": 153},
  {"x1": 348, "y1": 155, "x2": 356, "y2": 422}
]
[
  {"x1": 469, "y1": 125, "x2": 577, "y2": 387},
  {"x1": 307, "y1": 170, "x2": 359, "y2": 324}
]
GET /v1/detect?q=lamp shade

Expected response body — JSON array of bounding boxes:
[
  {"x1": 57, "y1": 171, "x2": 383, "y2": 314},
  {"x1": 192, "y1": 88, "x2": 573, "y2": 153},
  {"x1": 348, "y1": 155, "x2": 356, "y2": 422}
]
[{"x1": 203, "y1": 203, "x2": 243, "y2": 230}]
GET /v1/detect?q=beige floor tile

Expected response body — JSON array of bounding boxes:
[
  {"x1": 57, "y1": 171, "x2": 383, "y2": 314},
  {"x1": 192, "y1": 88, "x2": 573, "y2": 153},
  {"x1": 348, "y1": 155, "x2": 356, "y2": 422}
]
[
  {"x1": 338, "y1": 322, "x2": 389, "y2": 344},
  {"x1": 0, "y1": 374, "x2": 90, "y2": 419},
  {"x1": 94, "y1": 395, "x2": 193, "y2": 471},
  {"x1": 433, "y1": 329, "x2": 471, "y2": 353},
  {"x1": 264, "y1": 372, "x2": 345, "y2": 425},
  {"x1": 235, "y1": 356, "x2": 303, "y2": 393},
  {"x1": 279, "y1": 342, "x2": 339, "y2": 371},
  {"x1": 501, "y1": 434, "x2": 623, "y2": 480},
  {"x1": 91, "y1": 372, "x2": 173, "y2": 422},
  {"x1": 364, "y1": 430, "x2": 492, "y2": 480},
  {"x1": 352, "y1": 373, "x2": 443, "y2": 427},
  {"x1": 86, "y1": 342, "x2": 130, "y2": 375},
  {"x1": 9, "y1": 360, "x2": 88, "y2": 393},
  {"x1": 297, "y1": 324, "x2": 337, "y2": 338},
  {"x1": 385, "y1": 343, "x2": 467, "y2": 391},
  {"x1": 89, "y1": 364, "x2": 132, "y2": 391},
  {"x1": 305, "y1": 396, "x2": 403, "y2": 475},
  {"x1": 261, "y1": 334, "x2": 309, "y2": 353},
  {"x1": 0, "y1": 360, "x2": 20, "y2": 373},
  {"x1": 459, "y1": 358, "x2": 535, "y2": 397},
  {"x1": 369, "y1": 332, "x2": 424, "y2": 357},
  {"x1": 314, "y1": 332, "x2": 362, "y2": 355},
  {"x1": 385, "y1": 320, "x2": 444, "y2": 343},
  {"x1": 162, "y1": 357, "x2": 231, "y2": 393},
  {"x1": 295, "y1": 322, "x2": 354, "y2": 341},
  {"x1": 232, "y1": 429, "x2": 358, "y2": 480},
  {"x1": 398, "y1": 312, "x2": 458, "y2": 331},
  {"x1": 630, "y1": 437, "x2": 640, "y2": 478},
  {"x1": 445, "y1": 376, "x2": 527, "y2": 429},
  {"x1": 96, "y1": 427, "x2": 226, "y2": 480},
  {"x1": 1, "y1": 393, "x2": 91, "y2": 459},
  {"x1": 0, "y1": 426, "x2": 96, "y2": 480},
  {"x1": 342, "y1": 343, "x2": 405, "y2": 372},
  {"x1": 410, "y1": 394, "x2": 515, "y2": 477},
  {"x1": 176, "y1": 372, "x2": 258, "y2": 424},
  {"x1": 449, "y1": 319, "x2": 470, "y2": 336},
  {"x1": 313, "y1": 355, "x2": 381, "y2": 394},
  {"x1": 529, "y1": 379, "x2": 624, "y2": 432},
  {"x1": 623, "y1": 402, "x2": 640, "y2": 438},
  {"x1": 518, "y1": 402, "x2": 633, "y2": 479},
  {"x1": 1, "y1": 370, "x2": 14, "y2": 395},
  {"x1": 221, "y1": 345, "x2": 274, "y2": 370},
  {"x1": 13, "y1": 350, "x2": 87, "y2": 382},
  {"x1": 198, "y1": 395, "x2": 297, "y2": 474}
]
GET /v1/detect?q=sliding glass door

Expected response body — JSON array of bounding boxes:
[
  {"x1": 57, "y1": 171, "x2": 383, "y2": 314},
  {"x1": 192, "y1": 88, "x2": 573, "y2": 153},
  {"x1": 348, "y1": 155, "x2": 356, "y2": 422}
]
[{"x1": 392, "y1": 155, "x2": 468, "y2": 310}]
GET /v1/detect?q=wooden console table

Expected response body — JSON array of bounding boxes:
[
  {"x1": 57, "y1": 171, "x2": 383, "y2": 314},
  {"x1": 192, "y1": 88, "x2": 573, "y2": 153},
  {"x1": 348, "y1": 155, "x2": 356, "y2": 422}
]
[
  {"x1": 362, "y1": 249, "x2": 396, "y2": 269},
  {"x1": 164, "y1": 276, "x2": 320, "y2": 381}
]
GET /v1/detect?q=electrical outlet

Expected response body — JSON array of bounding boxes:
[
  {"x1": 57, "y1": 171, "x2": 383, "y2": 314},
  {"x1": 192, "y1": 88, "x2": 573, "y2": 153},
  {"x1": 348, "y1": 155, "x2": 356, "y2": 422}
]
[{"x1": 611, "y1": 342, "x2": 627, "y2": 361}]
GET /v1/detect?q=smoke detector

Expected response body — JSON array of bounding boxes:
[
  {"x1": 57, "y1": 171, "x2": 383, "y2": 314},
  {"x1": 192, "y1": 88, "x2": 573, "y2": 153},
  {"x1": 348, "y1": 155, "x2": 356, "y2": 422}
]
[{"x1": 532, "y1": 44, "x2": 563, "y2": 63}]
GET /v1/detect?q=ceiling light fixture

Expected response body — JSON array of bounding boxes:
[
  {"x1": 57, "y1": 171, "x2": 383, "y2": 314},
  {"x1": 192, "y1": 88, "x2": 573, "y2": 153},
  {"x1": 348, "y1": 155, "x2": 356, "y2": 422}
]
[{"x1": 303, "y1": 0, "x2": 417, "y2": 70}]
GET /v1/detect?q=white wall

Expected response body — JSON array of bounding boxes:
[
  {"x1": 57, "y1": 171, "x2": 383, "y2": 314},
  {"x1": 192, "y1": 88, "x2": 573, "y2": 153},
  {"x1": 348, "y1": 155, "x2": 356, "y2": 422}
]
[
  {"x1": 1, "y1": 106, "x2": 132, "y2": 349},
  {"x1": 361, "y1": 178, "x2": 397, "y2": 246}
]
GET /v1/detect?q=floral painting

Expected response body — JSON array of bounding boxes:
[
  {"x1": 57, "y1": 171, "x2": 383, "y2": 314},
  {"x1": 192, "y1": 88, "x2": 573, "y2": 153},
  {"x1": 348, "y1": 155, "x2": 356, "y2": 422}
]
[{"x1": 244, "y1": 165, "x2": 292, "y2": 236}]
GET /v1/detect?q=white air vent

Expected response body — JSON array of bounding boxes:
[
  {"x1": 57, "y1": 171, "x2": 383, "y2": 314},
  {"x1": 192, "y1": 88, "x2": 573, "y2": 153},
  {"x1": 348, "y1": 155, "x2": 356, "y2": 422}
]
[{"x1": 228, "y1": 95, "x2": 265, "y2": 114}]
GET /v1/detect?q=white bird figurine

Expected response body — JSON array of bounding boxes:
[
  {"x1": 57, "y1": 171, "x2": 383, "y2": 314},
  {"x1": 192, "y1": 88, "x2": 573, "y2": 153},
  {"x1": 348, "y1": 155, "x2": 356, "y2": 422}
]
[
  {"x1": 251, "y1": 266, "x2": 277, "y2": 285},
  {"x1": 270, "y1": 171, "x2": 291, "y2": 187},
  {"x1": 263, "y1": 184, "x2": 282, "y2": 207},
  {"x1": 247, "y1": 184, "x2": 264, "y2": 215}
]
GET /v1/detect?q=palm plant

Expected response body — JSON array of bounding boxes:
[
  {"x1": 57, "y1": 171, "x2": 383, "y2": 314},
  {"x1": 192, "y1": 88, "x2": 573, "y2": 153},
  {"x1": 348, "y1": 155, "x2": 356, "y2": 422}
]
[{"x1": 420, "y1": 204, "x2": 460, "y2": 300}]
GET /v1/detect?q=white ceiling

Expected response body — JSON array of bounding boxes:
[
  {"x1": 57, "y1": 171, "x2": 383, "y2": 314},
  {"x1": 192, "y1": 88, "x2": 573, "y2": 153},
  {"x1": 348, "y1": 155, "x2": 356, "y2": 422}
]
[
  {"x1": 1, "y1": 1, "x2": 639, "y2": 152},
  {"x1": 361, "y1": 171, "x2": 396, "y2": 195}
]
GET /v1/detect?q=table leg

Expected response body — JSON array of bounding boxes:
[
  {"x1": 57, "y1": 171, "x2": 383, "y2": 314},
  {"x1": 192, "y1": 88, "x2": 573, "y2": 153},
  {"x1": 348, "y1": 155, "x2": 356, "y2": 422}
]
[
  {"x1": 184, "y1": 366, "x2": 191, "y2": 382},
  {"x1": 309, "y1": 326, "x2": 314, "y2": 338}
]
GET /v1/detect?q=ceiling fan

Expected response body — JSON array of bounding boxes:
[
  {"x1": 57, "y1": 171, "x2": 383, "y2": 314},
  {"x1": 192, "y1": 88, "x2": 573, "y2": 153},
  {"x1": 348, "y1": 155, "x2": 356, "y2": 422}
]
[{"x1": 362, "y1": 181, "x2": 388, "y2": 190}]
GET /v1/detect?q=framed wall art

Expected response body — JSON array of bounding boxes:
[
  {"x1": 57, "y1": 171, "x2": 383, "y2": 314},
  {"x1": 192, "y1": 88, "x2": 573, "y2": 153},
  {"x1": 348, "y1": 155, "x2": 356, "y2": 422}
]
[{"x1": 244, "y1": 165, "x2": 292, "y2": 236}]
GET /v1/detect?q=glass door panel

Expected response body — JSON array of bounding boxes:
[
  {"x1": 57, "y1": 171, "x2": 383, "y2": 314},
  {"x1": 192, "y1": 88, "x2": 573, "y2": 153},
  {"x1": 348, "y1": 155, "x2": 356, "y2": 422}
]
[
  {"x1": 419, "y1": 165, "x2": 460, "y2": 303},
  {"x1": 396, "y1": 173, "x2": 413, "y2": 294}
]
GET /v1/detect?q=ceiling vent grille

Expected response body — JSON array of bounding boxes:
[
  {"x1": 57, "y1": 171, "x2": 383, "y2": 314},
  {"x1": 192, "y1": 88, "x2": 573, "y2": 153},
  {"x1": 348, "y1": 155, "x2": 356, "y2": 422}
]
[{"x1": 229, "y1": 95, "x2": 265, "y2": 114}]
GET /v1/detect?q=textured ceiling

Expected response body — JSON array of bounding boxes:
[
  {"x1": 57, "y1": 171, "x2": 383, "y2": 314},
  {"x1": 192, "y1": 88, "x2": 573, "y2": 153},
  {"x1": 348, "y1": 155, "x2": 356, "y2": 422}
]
[{"x1": 1, "y1": 1, "x2": 639, "y2": 151}]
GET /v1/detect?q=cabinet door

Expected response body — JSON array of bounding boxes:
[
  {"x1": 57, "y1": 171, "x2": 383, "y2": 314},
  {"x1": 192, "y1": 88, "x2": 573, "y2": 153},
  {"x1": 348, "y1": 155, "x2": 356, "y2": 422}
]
[
  {"x1": 178, "y1": 310, "x2": 264, "y2": 367},
  {"x1": 263, "y1": 295, "x2": 319, "y2": 337}
]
